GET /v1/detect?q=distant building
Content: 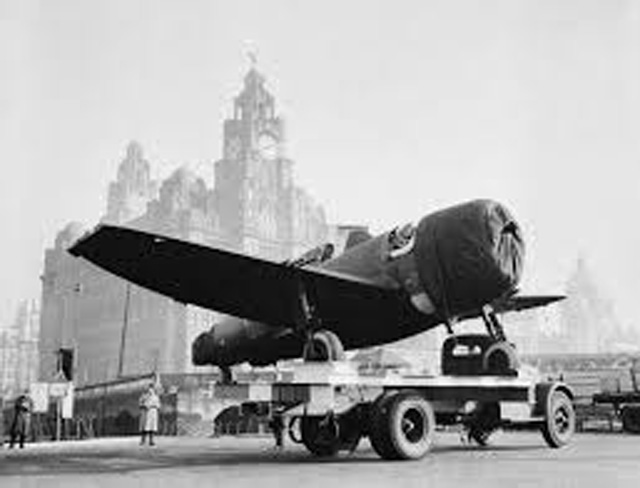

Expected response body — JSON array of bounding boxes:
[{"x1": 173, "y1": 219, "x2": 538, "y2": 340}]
[
  {"x1": 39, "y1": 66, "x2": 328, "y2": 387},
  {"x1": 520, "y1": 257, "x2": 640, "y2": 356},
  {"x1": 0, "y1": 300, "x2": 39, "y2": 398},
  {"x1": 559, "y1": 257, "x2": 634, "y2": 354},
  {"x1": 105, "y1": 141, "x2": 159, "y2": 224}
]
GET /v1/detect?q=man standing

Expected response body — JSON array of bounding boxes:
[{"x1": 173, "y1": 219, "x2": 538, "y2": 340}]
[
  {"x1": 139, "y1": 383, "x2": 160, "y2": 446},
  {"x1": 9, "y1": 390, "x2": 33, "y2": 449},
  {"x1": 268, "y1": 407, "x2": 285, "y2": 452},
  {"x1": 0, "y1": 397, "x2": 4, "y2": 448}
]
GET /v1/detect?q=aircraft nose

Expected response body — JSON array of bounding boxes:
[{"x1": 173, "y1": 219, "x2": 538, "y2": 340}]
[{"x1": 414, "y1": 199, "x2": 524, "y2": 317}]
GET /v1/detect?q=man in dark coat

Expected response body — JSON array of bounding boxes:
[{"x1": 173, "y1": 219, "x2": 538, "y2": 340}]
[
  {"x1": 9, "y1": 391, "x2": 33, "y2": 449},
  {"x1": 268, "y1": 408, "x2": 285, "y2": 452}
]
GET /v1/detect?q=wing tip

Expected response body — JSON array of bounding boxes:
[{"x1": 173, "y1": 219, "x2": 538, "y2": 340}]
[{"x1": 67, "y1": 224, "x2": 109, "y2": 257}]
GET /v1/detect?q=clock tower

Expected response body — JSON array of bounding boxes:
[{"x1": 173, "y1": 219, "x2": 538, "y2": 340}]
[{"x1": 214, "y1": 65, "x2": 294, "y2": 259}]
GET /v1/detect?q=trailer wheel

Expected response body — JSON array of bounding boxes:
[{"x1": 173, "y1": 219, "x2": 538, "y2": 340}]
[
  {"x1": 303, "y1": 330, "x2": 346, "y2": 361},
  {"x1": 541, "y1": 389, "x2": 575, "y2": 448},
  {"x1": 620, "y1": 406, "x2": 640, "y2": 434},
  {"x1": 300, "y1": 415, "x2": 341, "y2": 457},
  {"x1": 369, "y1": 391, "x2": 435, "y2": 460}
]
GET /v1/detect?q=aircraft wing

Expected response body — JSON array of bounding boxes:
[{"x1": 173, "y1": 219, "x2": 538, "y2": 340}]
[{"x1": 68, "y1": 225, "x2": 421, "y2": 330}]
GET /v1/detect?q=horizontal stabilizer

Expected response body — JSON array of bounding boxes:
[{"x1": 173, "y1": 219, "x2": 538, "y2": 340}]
[
  {"x1": 455, "y1": 294, "x2": 564, "y2": 322},
  {"x1": 494, "y1": 294, "x2": 565, "y2": 313}
]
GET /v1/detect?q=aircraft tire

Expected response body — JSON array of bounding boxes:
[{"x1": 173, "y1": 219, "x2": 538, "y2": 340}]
[
  {"x1": 540, "y1": 389, "x2": 575, "y2": 448},
  {"x1": 300, "y1": 416, "x2": 341, "y2": 457},
  {"x1": 305, "y1": 330, "x2": 345, "y2": 361},
  {"x1": 369, "y1": 390, "x2": 435, "y2": 460},
  {"x1": 482, "y1": 341, "x2": 519, "y2": 375},
  {"x1": 620, "y1": 406, "x2": 640, "y2": 434}
]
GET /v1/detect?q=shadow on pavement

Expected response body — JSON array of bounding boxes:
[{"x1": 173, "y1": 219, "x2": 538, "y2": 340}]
[{"x1": 0, "y1": 437, "x2": 550, "y2": 477}]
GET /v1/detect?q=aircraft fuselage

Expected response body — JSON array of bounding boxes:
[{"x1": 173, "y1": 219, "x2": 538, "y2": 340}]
[{"x1": 192, "y1": 199, "x2": 524, "y2": 367}]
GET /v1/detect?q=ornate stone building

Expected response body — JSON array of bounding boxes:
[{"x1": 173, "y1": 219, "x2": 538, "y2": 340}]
[
  {"x1": 213, "y1": 67, "x2": 326, "y2": 259},
  {"x1": 39, "y1": 67, "x2": 328, "y2": 387},
  {"x1": 105, "y1": 141, "x2": 159, "y2": 224}
]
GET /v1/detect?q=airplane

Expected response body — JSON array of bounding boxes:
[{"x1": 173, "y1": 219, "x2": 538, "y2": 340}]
[{"x1": 69, "y1": 199, "x2": 563, "y2": 381}]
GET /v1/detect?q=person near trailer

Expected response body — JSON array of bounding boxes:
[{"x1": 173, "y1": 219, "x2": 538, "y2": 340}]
[
  {"x1": 0, "y1": 397, "x2": 4, "y2": 448},
  {"x1": 138, "y1": 383, "x2": 161, "y2": 446},
  {"x1": 268, "y1": 407, "x2": 285, "y2": 452},
  {"x1": 9, "y1": 390, "x2": 33, "y2": 449}
]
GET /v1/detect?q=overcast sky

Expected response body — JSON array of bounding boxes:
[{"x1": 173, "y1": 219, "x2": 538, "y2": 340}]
[{"x1": 1, "y1": 0, "x2": 639, "y2": 330}]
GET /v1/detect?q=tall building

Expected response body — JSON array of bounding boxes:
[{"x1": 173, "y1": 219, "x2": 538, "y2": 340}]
[
  {"x1": 214, "y1": 67, "x2": 326, "y2": 259},
  {"x1": 39, "y1": 66, "x2": 328, "y2": 387}
]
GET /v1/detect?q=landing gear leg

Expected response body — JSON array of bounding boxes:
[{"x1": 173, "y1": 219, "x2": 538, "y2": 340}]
[
  {"x1": 480, "y1": 306, "x2": 519, "y2": 375},
  {"x1": 481, "y1": 305, "x2": 506, "y2": 341},
  {"x1": 293, "y1": 278, "x2": 345, "y2": 362},
  {"x1": 220, "y1": 366, "x2": 234, "y2": 384}
]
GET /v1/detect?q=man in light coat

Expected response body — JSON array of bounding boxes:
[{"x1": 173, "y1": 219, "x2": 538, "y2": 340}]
[{"x1": 139, "y1": 383, "x2": 160, "y2": 446}]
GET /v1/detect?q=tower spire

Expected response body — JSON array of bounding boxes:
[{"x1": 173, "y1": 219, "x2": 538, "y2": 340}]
[{"x1": 247, "y1": 48, "x2": 258, "y2": 69}]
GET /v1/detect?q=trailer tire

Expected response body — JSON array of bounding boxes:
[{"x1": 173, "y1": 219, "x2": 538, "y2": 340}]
[
  {"x1": 300, "y1": 415, "x2": 341, "y2": 457},
  {"x1": 620, "y1": 406, "x2": 640, "y2": 434},
  {"x1": 369, "y1": 390, "x2": 435, "y2": 460},
  {"x1": 541, "y1": 389, "x2": 575, "y2": 448}
]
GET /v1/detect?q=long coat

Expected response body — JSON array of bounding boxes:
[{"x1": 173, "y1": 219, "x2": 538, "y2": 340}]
[
  {"x1": 11, "y1": 395, "x2": 33, "y2": 437},
  {"x1": 139, "y1": 390, "x2": 160, "y2": 433}
]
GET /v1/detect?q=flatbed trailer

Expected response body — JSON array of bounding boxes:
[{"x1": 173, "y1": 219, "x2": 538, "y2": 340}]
[
  {"x1": 591, "y1": 364, "x2": 640, "y2": 434},
  {"x1": 593, "y1": 391, "x2": 640, "y2": 434},
  {"x1": 213, "y1": 362, "x2": 576, "y2": 460}
]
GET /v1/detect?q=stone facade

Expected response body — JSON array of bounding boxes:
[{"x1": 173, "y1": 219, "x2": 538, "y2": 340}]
[
  {"x1": 213, "y1": 67, "x2": 326, "y2": 259},
  {"x1": 105, "y1": 141, "x2": 159, "y2": 224},
  {"x1": 39, "y1": 67, "x2": 329, "y2": 387}
]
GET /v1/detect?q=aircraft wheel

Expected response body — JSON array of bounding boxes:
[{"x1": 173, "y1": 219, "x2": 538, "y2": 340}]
[
  {"x1": 304, "y1": 330, "x2": 345, "y2": 362},
  {"x1": 300, "y1": 415, "x2": 341, "y2": 457},
  {"x1": 540, "y1": 389, "x2": 575, "y2": 448},
  {"x1": 369, "y1": 390, "x2": 435, "y2": 460},
  {"x1": 482, "y1": 342, "x2": 519, "y2": 375},
  {"x1": 620, "y1": 406, "x2": 640, "y2": 434}
]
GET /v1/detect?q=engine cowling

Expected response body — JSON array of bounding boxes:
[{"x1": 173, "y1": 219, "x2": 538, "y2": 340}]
[{"x1": 413, "y1": 199, "x2": 524, "y2": 317}]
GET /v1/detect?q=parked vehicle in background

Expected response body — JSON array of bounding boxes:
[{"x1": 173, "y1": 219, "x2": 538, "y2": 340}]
[{"x1": 593, "y1": 359, "x2": 640, "y2": 433}]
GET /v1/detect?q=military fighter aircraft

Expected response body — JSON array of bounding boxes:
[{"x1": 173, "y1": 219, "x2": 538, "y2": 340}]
[{"x1": 69, "y1": 199, "x2": 562, "y2": 379}]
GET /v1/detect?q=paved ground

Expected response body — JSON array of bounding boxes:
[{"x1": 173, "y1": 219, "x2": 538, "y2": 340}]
[{"x1": 1, "y1": 432, "x2": 639, "y2": 488}]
